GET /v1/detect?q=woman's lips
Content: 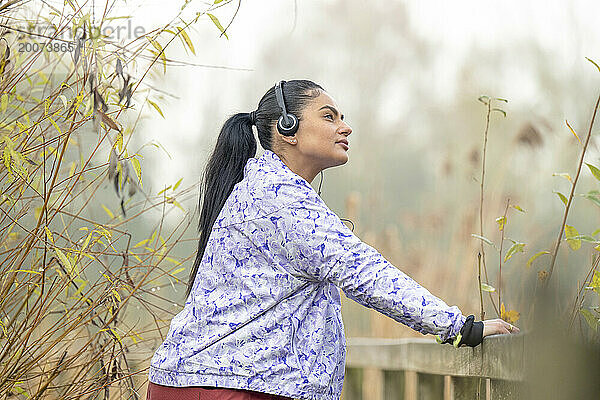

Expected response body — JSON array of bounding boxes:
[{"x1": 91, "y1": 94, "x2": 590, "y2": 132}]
[{"x1": 337, "y1": 140, "x2": 349, "y2": 150}]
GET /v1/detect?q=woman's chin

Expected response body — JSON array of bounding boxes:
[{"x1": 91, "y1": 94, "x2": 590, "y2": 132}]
[{"x1": 334, "y1": 152, "x2": 349, "y2": 166}]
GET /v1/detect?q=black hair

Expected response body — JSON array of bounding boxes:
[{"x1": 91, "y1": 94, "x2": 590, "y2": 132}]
[{"x1": 186, "y1": 80, "x2": 324, "y2": 298}]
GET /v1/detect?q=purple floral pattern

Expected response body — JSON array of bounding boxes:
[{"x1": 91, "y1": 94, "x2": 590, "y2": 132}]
[{"x1": 149, "y1": 149, "x2": 466, "y2": 400}]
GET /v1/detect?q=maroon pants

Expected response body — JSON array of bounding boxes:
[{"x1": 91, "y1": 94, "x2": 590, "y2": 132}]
[{"x1": 146, "y1": 382, "x2": 294, "y2": 400}]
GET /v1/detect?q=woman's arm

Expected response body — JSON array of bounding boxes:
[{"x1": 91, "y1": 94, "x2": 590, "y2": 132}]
[{"x1": 275, "y1": 197, "x2": 467, "y2": 343}]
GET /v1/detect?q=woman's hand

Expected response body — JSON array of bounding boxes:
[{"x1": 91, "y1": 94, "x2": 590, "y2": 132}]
[{"x1": 482, "y1": 318, "x2": 520, "y2": 338}]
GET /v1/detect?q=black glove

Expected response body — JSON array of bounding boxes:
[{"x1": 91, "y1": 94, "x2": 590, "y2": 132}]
[{"x1": 441, "y1": 314, "x2": 484, "y2": 348}]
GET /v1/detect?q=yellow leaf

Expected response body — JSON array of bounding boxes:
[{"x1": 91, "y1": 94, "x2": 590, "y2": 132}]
[
  {"x1": 115, "y1": 131, "x2": 123, "y2": 152},
  {"x1": 147, "y1": 36, "x2": 162, "y2": 52},
  {"x1": 554, "y1": 191, "x2": 568, "y2": 206},
  {"x1": 495, "y1": 216, "x2": 506, "y2": 231},
  {"x1": 55, "y1": 248, "x2": 74, "y2": 276},
  {"x1": 510, "y1": 204, "x2": 526, "y2": 213},
  {"x1": 131, "y1": 156, "x2": 142, "y2": 184},
  {"x1": 44, "y1": 226, "x2": 54, "y2": 243},
  {"x1": 173, "y1": 177, "x2": 183, "y2": 190},
  {"x1": 207, "y1": 13, "x2": 229, "y2": 40},
  {"x1": 101, "y1": 204, "x2": 115, "y2": 219},
  {"x1": 481, "y1": 283, "x2": 496, "y2": 292},
  {"x1": 133, "y1": 238, "x2": 148, "y2": 248},
  {"x1": 147, "y1": 37, "x2": 167, "y2": 73},
  {"x1": 552, "y1": 172, "x2": 572, "y2": 183},
  {"x1": 177, "y1": 26, "x2": 195, "y2": 55},
  {"x1": 565, "y1": 225, "x2": 581, "y2": 251},
  {"x1": 68, "y1": 162, "x2": 76, "y2": 177},
  {"x1": 48, "y1": 116, "x2": 62, "y2": 135},
  {"x1": 0, "y1": 94, "x2": 7, "y2": 113},
  {"x1": 565, "y1": 120, "x2": 582, "y2": 145},
  {"x1": 500, "y1": 302, "x2": 519, "y2": 324},
  {"x1": 586, "y1": 57, "x2": 600, "y2": 73},
  {"x1": 58, "y1": 94, "x2": 68, "y2": 110},
  {"x1": 526, "y1": 251, "x2": 550, "y2": 268},
  {"x1": 504, "y1": 242, "x2": 525, "y2": 262},
  {"x1": 505, "y1": 309, "x2": 520, "y2": 324},
  {"x1": 147, "y1": 99, "x2": 164, "y2": 118}
]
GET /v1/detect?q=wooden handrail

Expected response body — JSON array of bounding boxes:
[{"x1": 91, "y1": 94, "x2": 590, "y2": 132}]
[
  {"x1": 343, "y1": 334, "x2": 526, "y2": 400},
  {"x1": 346, "y1": 333, "x2": 524, "y2": 381}
]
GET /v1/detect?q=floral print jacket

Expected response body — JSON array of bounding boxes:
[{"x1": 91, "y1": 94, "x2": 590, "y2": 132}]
[{"x1": 149, "y1": 149, "x2": 466, "y2": 400}]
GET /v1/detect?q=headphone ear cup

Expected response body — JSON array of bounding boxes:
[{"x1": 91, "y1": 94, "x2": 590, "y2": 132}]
[{"x1": 277, "y1": 113, "x2": 299, "y2": 136}]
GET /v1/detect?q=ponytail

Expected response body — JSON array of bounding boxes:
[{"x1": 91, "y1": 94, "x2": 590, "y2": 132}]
[
  {"x1": 186, "y1": 80, "x2": 324, "y2": 298},
  {"x1": 186, "y1": 112, "x2": 256, "y2": 298}
]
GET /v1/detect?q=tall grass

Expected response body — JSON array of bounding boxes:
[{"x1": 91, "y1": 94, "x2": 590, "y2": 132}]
[{"x1": 0, "y1": 1, "x2": 238, "y2": 398}]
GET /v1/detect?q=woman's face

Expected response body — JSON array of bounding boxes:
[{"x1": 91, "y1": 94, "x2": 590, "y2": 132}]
[{"x1": 275, "y1": 91, "x2": 353, "y2": 183}]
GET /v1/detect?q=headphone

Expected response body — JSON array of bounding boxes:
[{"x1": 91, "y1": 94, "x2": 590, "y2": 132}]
[
  {"x1": 275, "y1": 80, "x2": 299, "y2": 137},
  {"x1": 272, "y1": 80, "x2": 355, "y2": 232}
]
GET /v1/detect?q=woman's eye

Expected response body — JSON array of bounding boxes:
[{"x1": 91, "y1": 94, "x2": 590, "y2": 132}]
[{"x1": 324, "y1": 114, "x2": 334, "y2": 120}]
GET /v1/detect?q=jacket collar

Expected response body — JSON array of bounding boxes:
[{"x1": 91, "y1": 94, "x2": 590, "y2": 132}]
[
  {"x1": 214, "y1": 150, "x2": 317, "y2": 228},
  {"x1": 245, "y1": 149, "x2": 313, "y2": 190}
]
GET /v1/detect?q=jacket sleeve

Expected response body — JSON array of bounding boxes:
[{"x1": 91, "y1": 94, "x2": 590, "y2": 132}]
[{"x1": 277, "y1": 196, "x2": 466, "y2": 343}]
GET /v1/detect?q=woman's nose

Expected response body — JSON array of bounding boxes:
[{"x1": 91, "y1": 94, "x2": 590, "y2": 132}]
[{"x1": 339, "y1": 122, "x2": 352, "y2": 136}]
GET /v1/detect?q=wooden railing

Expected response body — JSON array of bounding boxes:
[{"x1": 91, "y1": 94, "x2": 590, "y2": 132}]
[{"x1": 341, "y1": 333, "x2": 525, "y2": 400}]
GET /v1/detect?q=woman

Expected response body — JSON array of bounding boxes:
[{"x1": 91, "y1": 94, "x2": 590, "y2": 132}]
[{"x1": 147, "y1": 80, "x2": 520, "y2": 400}]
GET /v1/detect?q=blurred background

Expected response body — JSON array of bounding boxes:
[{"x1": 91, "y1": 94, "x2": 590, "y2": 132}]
[
  {"x1": 118, "y1": 0, "x2": 600, "y2": 339},
  {"x1": 2, "y1": 1, "x2": 600, "y2": 398}
]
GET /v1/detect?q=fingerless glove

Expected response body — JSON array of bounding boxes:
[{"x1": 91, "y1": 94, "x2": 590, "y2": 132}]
[{"x1": 440, "y1": 314, "x2": 484, "y2": 348}]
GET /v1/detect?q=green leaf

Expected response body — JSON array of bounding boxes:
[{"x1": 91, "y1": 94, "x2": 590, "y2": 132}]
[
  {"x1": 492, "y1": 108, "x2": 506, "y2": 117},
  {"x1": 526, "y1": 251, "x2": 550, "y2": 268},
  {"x1": 481, "y1": 283, "x2": 496, "y2": 292},
  {"x1": 478, "y1": 95, "x2": 490, "y2": 105},
  {"x1": 504, "y1": 242, "x2": 526, "y2": 262},
  {"x1": 554, "y1": 191, "x2": 568, "y2": 206},
  {"x1": 207, "y1": 13, "x2": 229, "y2": 40},
  {"x1": 589, "y1": 271, "x2": 600, "y2": 295},
  {"x1": 572, "y1": 235, "x2": 599, "y2": 243},
  {"x1": 147, "y1": 99, "x2": 165, "y2": 118},
  {"x1": 565, "y1": 225, "x2": 581, "y2": 250},
  {"x1": 471, "y1": 234, "x2": 494, "y2": 246},
  {"x1": 579, "y1": 308, "x2": 599, "y2": 331},
  {"x1": 583, "y1": 191, "x2": 600, "y2": 208},
  {"x1": 585, "y1": 163, "x2": 600, "y2": 182}
]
